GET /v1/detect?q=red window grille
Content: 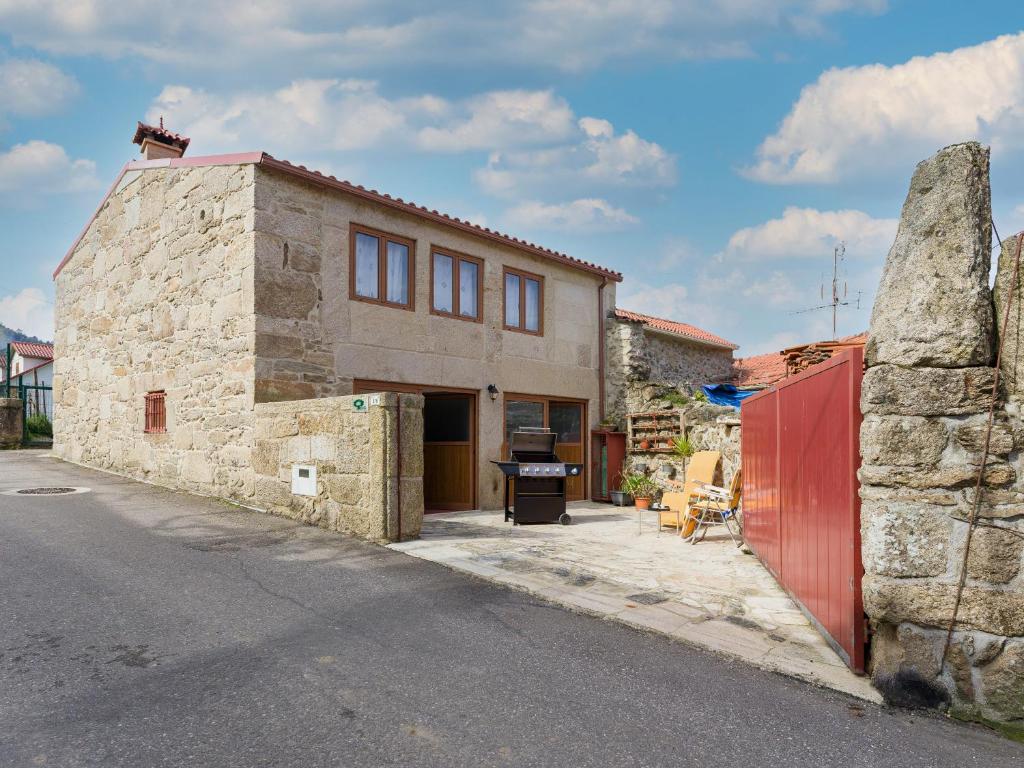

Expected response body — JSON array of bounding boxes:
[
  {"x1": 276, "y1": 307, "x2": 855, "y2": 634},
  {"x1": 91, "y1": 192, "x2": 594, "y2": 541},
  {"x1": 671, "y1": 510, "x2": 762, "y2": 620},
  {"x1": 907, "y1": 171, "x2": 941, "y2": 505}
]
[{"x1": 144, "y1": 391, "x2": 166, "y2": 434}]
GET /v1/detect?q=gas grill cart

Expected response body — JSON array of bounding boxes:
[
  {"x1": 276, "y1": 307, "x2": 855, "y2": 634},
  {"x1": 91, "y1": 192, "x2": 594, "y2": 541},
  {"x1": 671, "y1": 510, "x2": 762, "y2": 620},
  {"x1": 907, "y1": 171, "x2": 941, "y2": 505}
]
[{"x1": 492, "y1": 428, "x2": 583, "y2": 525}]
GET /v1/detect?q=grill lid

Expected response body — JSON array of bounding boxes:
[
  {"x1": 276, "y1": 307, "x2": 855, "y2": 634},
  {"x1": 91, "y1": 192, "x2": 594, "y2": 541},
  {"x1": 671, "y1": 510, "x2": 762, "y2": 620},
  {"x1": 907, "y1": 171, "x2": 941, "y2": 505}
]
[{"x1": 509, "y1": 428, "x2": 557, "y2": 457}]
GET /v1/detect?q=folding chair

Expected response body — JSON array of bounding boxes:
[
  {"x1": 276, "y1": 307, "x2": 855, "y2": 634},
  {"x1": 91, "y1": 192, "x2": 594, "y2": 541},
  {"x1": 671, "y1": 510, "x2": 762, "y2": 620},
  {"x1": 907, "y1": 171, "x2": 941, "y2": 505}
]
[
  {"x1": 684, "y1": 469, "x2": 742, "y2": 546},
  {"x1": 659, "y1": 451, "x2": 721, "y2": 537}
]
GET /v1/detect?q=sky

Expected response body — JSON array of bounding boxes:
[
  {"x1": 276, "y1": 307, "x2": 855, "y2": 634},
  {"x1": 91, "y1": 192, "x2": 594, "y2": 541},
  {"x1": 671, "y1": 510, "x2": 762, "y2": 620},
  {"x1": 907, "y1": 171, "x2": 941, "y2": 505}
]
[{"x1": 0, "y1": 1, "x2": 1022, "y2": 355}]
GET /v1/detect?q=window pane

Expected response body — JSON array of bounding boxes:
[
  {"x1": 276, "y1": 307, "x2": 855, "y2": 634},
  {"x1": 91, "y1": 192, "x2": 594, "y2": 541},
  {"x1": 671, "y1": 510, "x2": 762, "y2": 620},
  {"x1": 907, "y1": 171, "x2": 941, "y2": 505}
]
[
  {"x1": 424, "y1": 397, "x2": 471, "y2": 442},
  {"x1": 524, "y1": 277, "x2": 540, "y2": 331},
  {"x1": 459, "y1": 260, "x2": 479, "y2": 318},
  {"x1": 433, "y1": 253, "x2": 454, "y2": 313},
  {"x1": 505, "y1": 400, "x2": 544, "y2": 445},
  {"x1": 504, "y1": 273, "x2": 520, "y2": 327},
  {"x1": 355, "y1": 232, "x2": 379, "y2": 298},
  {"x1": 386, "y1": 241, "x2": 409, "y2": 305},
  {"x1": 549, "y1": 403, "x2": 582, "y2": 444}
]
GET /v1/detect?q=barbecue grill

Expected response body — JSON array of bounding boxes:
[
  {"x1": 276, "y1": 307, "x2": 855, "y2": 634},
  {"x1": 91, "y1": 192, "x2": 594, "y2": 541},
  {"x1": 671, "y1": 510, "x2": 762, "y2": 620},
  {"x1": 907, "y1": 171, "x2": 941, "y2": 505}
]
[{"x1": 492, "y1": 427, "x2": 583, "y2": 524}]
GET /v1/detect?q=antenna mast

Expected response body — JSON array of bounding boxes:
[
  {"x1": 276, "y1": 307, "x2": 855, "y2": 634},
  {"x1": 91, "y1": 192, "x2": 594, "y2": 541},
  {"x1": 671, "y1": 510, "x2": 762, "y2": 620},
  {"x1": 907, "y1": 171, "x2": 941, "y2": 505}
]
[{"x1": 790, "y1": 241, "x2": 851, "y2": 340}]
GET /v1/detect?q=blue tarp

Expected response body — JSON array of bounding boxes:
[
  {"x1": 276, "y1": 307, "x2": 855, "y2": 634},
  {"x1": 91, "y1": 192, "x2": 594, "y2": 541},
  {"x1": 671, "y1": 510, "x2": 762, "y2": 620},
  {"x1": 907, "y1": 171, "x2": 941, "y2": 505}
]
[{"x1": 701, "y1": 384, "x2": 756, "y2": 409}]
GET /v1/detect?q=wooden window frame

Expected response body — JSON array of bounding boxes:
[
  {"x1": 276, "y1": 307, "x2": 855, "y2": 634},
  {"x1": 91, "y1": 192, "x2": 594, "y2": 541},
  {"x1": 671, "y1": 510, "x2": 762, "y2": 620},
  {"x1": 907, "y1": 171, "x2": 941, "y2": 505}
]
[
  {"x1": 429, "y1": 246, "x2": 484, "y2": 323},
  {"x1": 502, "y1": 266, "x2": 544, "y2": 336},
  {"x1": 144, "y1": 390, "x2": 166, "y2": 434},
  {"x1": 348, "y1": 223, "x2": 416, "y2": 311}
]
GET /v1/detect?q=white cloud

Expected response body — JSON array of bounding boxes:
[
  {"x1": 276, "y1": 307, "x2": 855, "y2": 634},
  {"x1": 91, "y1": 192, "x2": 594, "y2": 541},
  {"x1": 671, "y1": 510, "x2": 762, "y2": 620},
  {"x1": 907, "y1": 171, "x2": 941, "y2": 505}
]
[
  {"x1": 0, "y1": 287, "x2": 53, "y2": 341},
  {"x1": 0, "y1": 57, "x2": 78, "y2": 118},
  {"x1": 0, "y1": 1, "x2": 886, "y2": 73},
  {"x1": 505, "y1": 198, "x2": 638, "y2": 232},
  {"x1": 416, "y1": 90, "x2": 576, "y2": 151},
  {"x1": 745, "y1": 32, "x2": 1024, "y2": 183},
  {"x1": 0, "y1": 140, "x2": 99, "y2": 199},
  {"x1": 476, "y1": 117, "x2": 676, "y2": 198},
  {"x1": 719, "y1": 207, "x2": 897, "y2": 261}
]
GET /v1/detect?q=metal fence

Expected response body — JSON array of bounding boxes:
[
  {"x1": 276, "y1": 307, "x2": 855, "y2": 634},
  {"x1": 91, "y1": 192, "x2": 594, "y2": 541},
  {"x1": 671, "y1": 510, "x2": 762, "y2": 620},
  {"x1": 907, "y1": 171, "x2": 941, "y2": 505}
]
[{"x1": 740, "y1": 347, "x2": 865, "y2": 672}]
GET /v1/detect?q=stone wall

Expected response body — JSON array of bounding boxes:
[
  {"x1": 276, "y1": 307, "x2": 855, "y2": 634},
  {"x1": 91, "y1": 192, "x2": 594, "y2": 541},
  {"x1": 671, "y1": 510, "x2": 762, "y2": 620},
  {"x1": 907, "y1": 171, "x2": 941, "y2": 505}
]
[
  {"x1": 250, "y1": 165, "x2": 611, "y2": 509},
  {"x1": 252, "y1": 393, "x2": 423, "y2": 542},
  {"x1": 0, "y1": 398, "x2": 22, "y2": 448},
  {"x1": 625, "y1": 402, "x2": 740, "y2": 490},
  {"x1": 53, "y1": 163, "x2": 258, "y2": 501},
  {"x1": 605, "y1": 315, "x2": 734, "y2": 423},
  {"x1": 860, "y1": 142, "x2": 1024, "y2": 731}
]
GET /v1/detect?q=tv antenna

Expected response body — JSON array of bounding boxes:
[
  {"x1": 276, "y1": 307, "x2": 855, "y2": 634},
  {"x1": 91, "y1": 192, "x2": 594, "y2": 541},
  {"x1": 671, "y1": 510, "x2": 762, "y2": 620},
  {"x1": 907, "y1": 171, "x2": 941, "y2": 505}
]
[{"x1": 790, "y1": 242, "x2": 858, "y2": 339}]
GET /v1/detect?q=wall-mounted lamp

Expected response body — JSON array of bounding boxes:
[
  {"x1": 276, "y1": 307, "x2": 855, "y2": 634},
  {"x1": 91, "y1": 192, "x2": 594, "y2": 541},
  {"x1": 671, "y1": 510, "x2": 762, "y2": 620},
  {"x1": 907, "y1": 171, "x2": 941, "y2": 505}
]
[{"x1": 487, "y1": 384, "x2": 499, "y2": 402}]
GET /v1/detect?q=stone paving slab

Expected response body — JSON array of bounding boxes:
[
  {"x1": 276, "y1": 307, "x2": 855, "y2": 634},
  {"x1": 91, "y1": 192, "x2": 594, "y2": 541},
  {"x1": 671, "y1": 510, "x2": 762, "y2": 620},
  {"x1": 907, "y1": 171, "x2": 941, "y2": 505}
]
[{"x1": 390, "y1": 502, "x2": 882, "y2": 703}]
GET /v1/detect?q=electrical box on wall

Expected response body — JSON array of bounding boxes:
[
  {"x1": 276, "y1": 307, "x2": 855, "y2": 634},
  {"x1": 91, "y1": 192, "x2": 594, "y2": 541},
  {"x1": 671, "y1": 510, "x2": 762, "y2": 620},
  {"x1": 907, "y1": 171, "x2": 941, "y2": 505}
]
[{"x1": 291, "y1": 464, "x2": 317, "y2": 496}]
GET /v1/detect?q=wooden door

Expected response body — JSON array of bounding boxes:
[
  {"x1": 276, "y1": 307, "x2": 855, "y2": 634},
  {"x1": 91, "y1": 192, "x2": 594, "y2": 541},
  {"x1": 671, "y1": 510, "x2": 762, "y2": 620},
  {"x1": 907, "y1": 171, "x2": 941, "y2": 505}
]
[
  {"x1": 354, "y1": 380, "x2": 477, "y2": 512},
  {"x1": 503, "y1": 396, "x2": 586, "y2": 502},
  {"x1": 422, "y1": 393, "x2": 476, "y2": 511},
  {"x1": 550, "y1": 401, "x2": 584, "y2": 501}
]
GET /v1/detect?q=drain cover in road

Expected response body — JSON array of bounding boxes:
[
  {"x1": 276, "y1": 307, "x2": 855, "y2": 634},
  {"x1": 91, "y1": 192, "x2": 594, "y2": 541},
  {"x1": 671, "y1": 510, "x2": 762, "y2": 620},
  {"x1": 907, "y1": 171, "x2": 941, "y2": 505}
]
[{"x1": 3, "y1": 486, "x2": 91, "y2": 496}]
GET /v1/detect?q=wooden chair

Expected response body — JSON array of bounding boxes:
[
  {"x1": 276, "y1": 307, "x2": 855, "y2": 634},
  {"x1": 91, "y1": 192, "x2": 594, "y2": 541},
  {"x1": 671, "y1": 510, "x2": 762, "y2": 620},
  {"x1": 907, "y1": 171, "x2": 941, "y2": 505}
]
[{"x1": 658, "y1": 451, "x2": 721, "y2": 537}]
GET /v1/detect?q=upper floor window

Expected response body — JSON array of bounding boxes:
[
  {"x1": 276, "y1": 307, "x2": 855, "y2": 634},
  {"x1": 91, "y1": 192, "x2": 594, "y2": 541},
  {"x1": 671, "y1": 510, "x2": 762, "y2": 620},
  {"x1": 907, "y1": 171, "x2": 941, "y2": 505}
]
[
  {"x1": 431, "y1": 249, "x2": 483, "y2": 322},
  {"x1": 350, "y1": 224, "x2": 414, "y2": 310},
  {"x1": 503, "y1": 267, "x2": 543, "y2": 335},
  {"x1": 144, "y1": 391, "x2": 166, "y2": 434}
]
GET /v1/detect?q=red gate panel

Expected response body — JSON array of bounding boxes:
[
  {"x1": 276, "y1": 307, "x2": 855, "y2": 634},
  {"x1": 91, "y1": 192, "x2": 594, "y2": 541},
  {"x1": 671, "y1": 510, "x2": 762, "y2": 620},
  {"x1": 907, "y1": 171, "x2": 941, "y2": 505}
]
[{"x1": 741, "y1": 348, "x2": 864, "y2": 672}]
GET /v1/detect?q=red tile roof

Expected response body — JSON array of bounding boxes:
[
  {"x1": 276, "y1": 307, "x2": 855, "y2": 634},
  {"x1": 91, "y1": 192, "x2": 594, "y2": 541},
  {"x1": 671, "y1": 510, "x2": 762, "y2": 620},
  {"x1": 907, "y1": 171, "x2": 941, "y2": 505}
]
[
  {"x1": 10, "y1": 342, "x2": 53, "y2": 359},
  {"x1": 132, "y1": 120, "x2": 190, "y2": 152},
  {"x1": 54, "y1": 152, "x2": 622, "y2": 283},
  {"x1": 734, "y1": 331, "x2": 867, "y2": 388},
  {"x1": 613, "y1": 308, "x2": 738, "y2": 349},
  {"x1": 732, "y1": 351, "x2": 788, "y2": 387}
]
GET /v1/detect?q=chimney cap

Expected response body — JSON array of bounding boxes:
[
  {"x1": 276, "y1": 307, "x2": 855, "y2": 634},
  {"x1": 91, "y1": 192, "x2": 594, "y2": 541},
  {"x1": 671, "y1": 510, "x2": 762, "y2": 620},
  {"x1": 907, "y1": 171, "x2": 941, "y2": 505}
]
[{"x1": 132, "y1": 119, "x2": 190, "y2": 154}]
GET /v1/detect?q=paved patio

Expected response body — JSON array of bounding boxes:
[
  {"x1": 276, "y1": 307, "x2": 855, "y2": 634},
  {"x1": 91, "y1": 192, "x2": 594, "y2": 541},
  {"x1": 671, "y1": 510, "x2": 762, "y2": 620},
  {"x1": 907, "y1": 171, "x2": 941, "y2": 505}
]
[{"x1": 391, "y1": 502, "x2": 881, "y2": 702}]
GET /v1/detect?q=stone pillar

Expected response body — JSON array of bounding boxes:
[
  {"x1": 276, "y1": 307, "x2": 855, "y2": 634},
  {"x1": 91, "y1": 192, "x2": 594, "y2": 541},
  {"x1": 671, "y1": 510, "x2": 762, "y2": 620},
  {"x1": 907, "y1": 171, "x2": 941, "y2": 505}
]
[
  {"x1": 0, "y1": 398, "x2": 22, "y2": 448},
  {"x1": 861, "y1": 142, "x2": 1024, "y2": 732}
]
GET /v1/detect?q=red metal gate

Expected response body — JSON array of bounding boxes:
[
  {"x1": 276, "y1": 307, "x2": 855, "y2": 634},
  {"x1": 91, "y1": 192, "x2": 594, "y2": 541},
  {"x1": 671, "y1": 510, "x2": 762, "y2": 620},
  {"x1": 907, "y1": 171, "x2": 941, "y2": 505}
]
[{"x1": 741, "y1": 348, "x2": 865, "y2": 672}]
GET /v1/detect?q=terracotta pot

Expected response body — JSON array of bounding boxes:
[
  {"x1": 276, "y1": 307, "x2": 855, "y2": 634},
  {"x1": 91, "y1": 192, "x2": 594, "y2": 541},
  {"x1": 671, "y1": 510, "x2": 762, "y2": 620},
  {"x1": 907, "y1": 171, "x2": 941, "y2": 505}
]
[
  {"x1": 635, "y1": 496, "x2": 651, "y2": 510},
  {"x1": 639, "y1": 439, "x2": 651, "y2": 450}
]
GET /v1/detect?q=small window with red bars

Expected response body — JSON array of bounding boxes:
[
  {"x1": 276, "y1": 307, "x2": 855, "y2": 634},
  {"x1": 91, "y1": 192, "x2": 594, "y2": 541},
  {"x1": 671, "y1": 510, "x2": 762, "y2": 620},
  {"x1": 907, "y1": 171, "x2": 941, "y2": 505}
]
[{"x1": 144, "y1": 391, "x2": 167, "y2": 434}]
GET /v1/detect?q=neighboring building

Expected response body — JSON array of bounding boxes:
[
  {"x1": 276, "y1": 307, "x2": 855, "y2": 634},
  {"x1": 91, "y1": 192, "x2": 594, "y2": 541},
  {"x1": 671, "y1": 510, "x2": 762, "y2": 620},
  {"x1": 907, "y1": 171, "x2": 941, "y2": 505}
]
[
  {"x1": 733, "y1": 332, "x2": 867, "y2": 389},
  {"x1": 4, "y1": 341, "x2": 54, "y2": 418},
  {"x1": 605, "y1": 308, "x2": 738, "y2": 420},
  {"x1": 53, "y1": 122, "x2": 621, "y2": 512}
]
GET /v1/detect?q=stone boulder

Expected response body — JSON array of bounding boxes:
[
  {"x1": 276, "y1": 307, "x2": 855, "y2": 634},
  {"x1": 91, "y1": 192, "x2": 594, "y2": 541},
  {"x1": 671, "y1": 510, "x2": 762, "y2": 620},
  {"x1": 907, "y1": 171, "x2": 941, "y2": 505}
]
[
  {"x1": 993, "y1": 232, "x2": 1024, "y2": 398},
  {"x1": 866, "y1": 142, "x2": 994, "y2": 368}
]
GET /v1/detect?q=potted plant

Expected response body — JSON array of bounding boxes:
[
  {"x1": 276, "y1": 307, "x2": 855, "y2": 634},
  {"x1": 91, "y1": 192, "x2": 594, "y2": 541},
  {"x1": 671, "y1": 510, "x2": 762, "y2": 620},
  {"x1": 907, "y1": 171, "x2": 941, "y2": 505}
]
[
  {"x1": 639, "y1": 438, "x2": 651, "y2": 450},
  {"x1": 671, "y1": 436, "x2": 694, "y2": 459},
  {"x1": 621, "y1": 473, "x2": 659, "y2": 510},
  {"x1": 610, "y1": 483, "x2": 633, "y2": 507}
]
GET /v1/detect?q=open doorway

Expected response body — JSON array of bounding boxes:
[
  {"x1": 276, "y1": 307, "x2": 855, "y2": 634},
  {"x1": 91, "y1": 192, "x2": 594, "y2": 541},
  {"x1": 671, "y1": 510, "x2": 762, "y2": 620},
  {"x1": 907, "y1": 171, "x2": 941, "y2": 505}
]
[{"x1": 354, "y1": 380, "x2": 477, "y2": 512}]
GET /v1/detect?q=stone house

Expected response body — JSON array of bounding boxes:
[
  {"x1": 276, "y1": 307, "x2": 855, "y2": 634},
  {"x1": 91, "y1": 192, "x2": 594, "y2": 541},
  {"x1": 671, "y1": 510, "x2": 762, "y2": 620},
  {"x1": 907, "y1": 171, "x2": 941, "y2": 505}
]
[
  {"x1": 605, "y1": 308, "x2": 737, "y2": 420},
  {"x1": 53, "y1": 122, "x2": 621, "y2": 521}
]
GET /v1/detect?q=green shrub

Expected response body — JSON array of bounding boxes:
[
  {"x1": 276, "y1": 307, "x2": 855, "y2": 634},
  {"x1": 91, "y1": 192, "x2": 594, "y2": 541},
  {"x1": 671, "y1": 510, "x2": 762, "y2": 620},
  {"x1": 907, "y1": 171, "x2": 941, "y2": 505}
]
[
  {"x1": 659, "y1": 391, "x2": 690, "y2": 408},
  {"x1": 692, "y1": 390, "x2": 708, "y2": 402},
  {"x1": 620, "y1": 472, "x2": 659, "y2": 499},
  {"x1": 671, "y1": 436, "x2": 694, "y2": 458},
  {"x1": 26, "y1": 414, "x2": 52, "y2": 437}
]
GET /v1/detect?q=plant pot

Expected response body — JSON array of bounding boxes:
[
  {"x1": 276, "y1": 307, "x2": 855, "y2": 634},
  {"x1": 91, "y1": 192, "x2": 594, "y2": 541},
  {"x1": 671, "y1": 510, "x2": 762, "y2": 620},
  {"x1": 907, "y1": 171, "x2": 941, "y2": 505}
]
[
  {"x1": 635, "y1": 496, "x2": 652, "y2": 510},
  {"x1": 610, "y1": 491, "x2": 634, "y2": 507},
  {"x1": 639, "y1": 439, "x2": 651, "y2": 450}
]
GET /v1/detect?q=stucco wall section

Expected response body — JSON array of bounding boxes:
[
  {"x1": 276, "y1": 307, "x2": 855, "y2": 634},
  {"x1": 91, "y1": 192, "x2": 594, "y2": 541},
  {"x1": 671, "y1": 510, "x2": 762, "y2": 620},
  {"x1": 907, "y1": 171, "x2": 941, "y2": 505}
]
[
  {"x1": 251, "y1": 166, "x2": 610, "y2": 509},
  {"x1": 53, "y1": 163, "x2": 258, "y2": 501},
  {"x1": 253, "y1": 393, "x2": 423, "y2": 542},
  {"x1": 605, "y1": 317, "x2": 734, "y2": 422}
]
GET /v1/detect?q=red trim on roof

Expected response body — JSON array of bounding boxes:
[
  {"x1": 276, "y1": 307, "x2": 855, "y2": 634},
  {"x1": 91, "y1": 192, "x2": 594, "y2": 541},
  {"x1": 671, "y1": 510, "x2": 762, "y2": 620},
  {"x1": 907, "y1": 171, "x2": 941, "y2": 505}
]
[
  {"x1": 10, "y1": 342, "x2": 54, "y2": 359},
  {"x1": 612, "y1": 308, "x2": 738, "y2": 350},
  {"x1": 54, "y1": 151, "x2": 622, "y2": 282}
]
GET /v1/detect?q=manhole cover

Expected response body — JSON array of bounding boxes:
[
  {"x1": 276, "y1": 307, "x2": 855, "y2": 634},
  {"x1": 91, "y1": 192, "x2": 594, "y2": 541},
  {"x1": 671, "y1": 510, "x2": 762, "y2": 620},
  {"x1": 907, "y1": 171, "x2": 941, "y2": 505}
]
[{"x1": 2, "y1": 486, "x2": 91, "y2": 496}]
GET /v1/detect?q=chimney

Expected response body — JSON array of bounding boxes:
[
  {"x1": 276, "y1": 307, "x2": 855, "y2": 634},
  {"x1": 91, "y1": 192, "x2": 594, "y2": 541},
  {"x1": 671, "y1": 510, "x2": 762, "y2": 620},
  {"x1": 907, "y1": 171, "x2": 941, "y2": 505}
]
[{"x1": 132, "y1": 118, "x2": 190, "y2": 160}]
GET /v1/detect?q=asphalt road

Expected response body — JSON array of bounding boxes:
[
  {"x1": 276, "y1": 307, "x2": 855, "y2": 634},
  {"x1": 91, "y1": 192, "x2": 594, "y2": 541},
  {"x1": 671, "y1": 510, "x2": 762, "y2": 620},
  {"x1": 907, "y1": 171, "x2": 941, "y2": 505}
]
[{"x1": 0, "y1": 451, "x2": 1019, "y2": 767}]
